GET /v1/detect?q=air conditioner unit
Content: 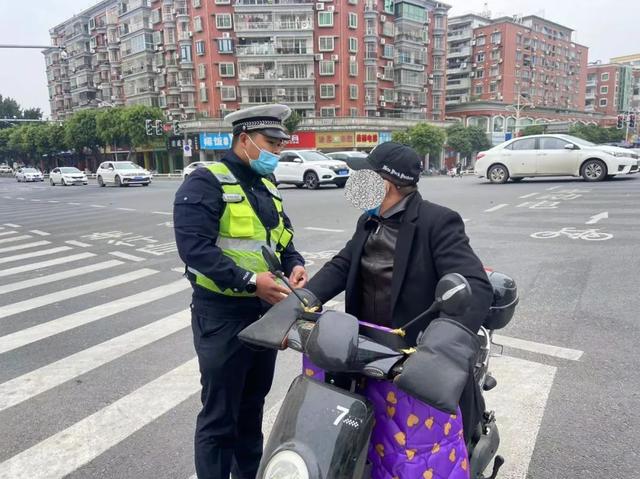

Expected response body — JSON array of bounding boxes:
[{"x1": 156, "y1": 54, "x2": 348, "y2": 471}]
[
  {"x1": 175, "y1": 53, "x2": 181, "y2": 59},
  {"x1": 471, "y1": 40, "x2": 477, "y2": 46},
  {"x1": 222, "y1": 32, "x2": 230, "y2": 38},
  {"x1": 380, "y1": 15, "x2": 386, "y2": 22},
  {"x1": 380, "y1": 38, "x2": 385, "y2": 45},
  {"x1": 188, "y1": 31, "x2": 193, "y2": 37},
  {"x1": 179, "y1": 103, "x2": 185, "y2": 108},
  {"x1": 375, "y1": 111, "x2": 381, "y2": 116},
  {"x1": 350, "y1": 55, "x2": 356, "y2": 62},
  {"x1": 497, "y1": 75, "x2": 502, "y2": 80},
  {"x1": 498, "y1": 59, "x2": 503, "y2": 64},
  {"x1": 380, "y1": 101, "x2": 386, "y2": 107},
  {"x1": 276, "y1": 88, "x2": 286, "y2": 96},
  {"x1": 326, "y1": 5, "x2": 334, "y2": 12},
  {"x1": 220, "y1": 103, "x2": 227, "y2": 109},
  {"x1": 470, "y1": 72, "x2": 475, "y2": 77},
  {"x1": 90, "y1": 48, "x2": 96, "y2": 54},
  {"x1": 379, "y1": 95, "x2": 385, "y2": 101},
  {"x1": 315, "y1": 54, "x2": 323, "y2": 61},
  {"x1": 111, "y1": 95, "x2": 117, "y2": 100},
  {"x1": 376, "y1": 72, "x2": 383, "y2": 78},
  {"x1": 461, "y1": 63, "x2": 467, "y2": 68},
  {"x1": 315, "y1": 2, "x2": 324, "y2": 9},
  {"x1": 156, "y1": 68, "x2": 162, "y2": 73},
  {"x1": 331, "y1": 54, "x2": 339, "y2": 61},
  {"x1": 386, "y1": 61, "x2": 393, "y2": 67},
  {"x1": 215, "y1": 81, "x2": 223, "y2": 86}
]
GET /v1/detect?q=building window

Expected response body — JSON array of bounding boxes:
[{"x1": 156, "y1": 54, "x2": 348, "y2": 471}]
[
  {"x1": 383, "y1": 0, "x2": 394, "y2": 14},
  {"x1": 192, "y1": 0, "x2": 201, "y2": 7},
  {"x1": 600, "y1": 85, "x2": 608, "y2": 94},
  {"x1": 475, "y1": 84, "x2": 483, "y2": 95},
  {"x1": 349, "y1": 60, "x2": 358, "y2": 77},
  {"x1": 318, "y1": 36, "x2": 334, "y2": 52},
  {"x1": 476, "y1": 35, "x2": 486, "y2": 46},
  {"x1": 350, "y1": 107, "x2": 358, "y2": 117},
  {"x1": 219, "y1": 63, "x2": 235, "y2": 77},
  {"x1": 489, "y1": 82, "x2": 497, "y2": 93},
  {"x1": 476, "y1": 70, "x2": 484, "y2": 79},
  {"x1": 193, "y1": 16, "x2": 203, "y2": 32},
  {"x1": 215, "y1": 0, "x2": 230, "y2": 3},
  {"x1": 199, "y1": 85, "x2": 208, "y2": 102},
  {"x1": 319, "y1": 60, "x2": 335, "y2": 76},
  {"x1": 491, "y1": 50, "x2": 500, "y2": 61},
  {"x1": 599, "y1": 98, "x2": 608, "y2": 107},
  {"x1": 220, "y1": 86, "x2": 236, "y2": 101},
  {"x1": 181, "y1": 45, "x2": 192, "y2": 62},
  {"x1": 348, "y1": 12, "x2": 357, "y2": 29},
  {"x1": 349, "y1": 37, "x2": 358, "y2": 53},
  {"x1": 320, "y1": 107, "x2": 336, "y2": 117},
  {"x1": 601, "y1": 72, "x2": 609, "y2": 81},
  {"x1": 491, "y1": 32, "x2": 501, "y2": 44},
  {"x1": 216, "y1": 14, "x2": 232, "y2": 29},
  {"x1": 382, "y1": 44, "x2": 394, "y2": 59},
  {"x1": 318, "y1": 12, "x2": 333, "y2": 27},
  {"x1": 195, "y1": 40, "x2": 205, "y2": 55},
  {"x1": 218, "y1": 39, "x2": 233, "y2": 53},
  {"x1": 476, "y1": 53, "x2": 485, "y2": 63},
  {"x1": 320, "y1": 84, "x2": 336, "y2": 99},
  {"x1": 349, "y1": 84, "x2": 358, "y2": 99},
  {"x1": 198, "y1": 63, "x2": 206, "y2": 79},
  {"x1": 490, "y1": 66, "x2": 499, "y2": 77}
]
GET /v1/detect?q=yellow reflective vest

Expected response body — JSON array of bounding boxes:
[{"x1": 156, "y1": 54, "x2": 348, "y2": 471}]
[{"x1": 187, "y1": 162, "x2": 293, "y2": 297}]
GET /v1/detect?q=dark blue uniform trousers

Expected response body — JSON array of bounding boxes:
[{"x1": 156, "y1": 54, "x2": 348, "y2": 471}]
[{"x1": 191, "y1": 304, "x2": 277, "y2": 479}]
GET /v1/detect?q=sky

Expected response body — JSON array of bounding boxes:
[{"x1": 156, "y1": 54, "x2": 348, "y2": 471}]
[{"x1": 0, "y1": 0, "x2": 637, "y2": 117}]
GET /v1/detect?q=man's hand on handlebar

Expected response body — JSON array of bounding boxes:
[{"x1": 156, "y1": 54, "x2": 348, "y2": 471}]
[
  {"x1": 289, "y1": 265, "x2": 308, "y2": 289},
  {"x1": 256, "y1": 272, "x2": 290, "y2": 304}
]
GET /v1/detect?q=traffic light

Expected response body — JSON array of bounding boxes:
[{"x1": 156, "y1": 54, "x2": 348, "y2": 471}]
[
  {"x1": 145, "y1": 119, "x2": 153, "y2": 136},
  {"x1": 629, "y1": 114, "x2": 636, "y2": 129},
  {"x1": 173, "y1": 120, "x2": 181, "y2": 135},
  {"x1": 154, "y1": 119, "x2": 163, "y2": 135},
  {"x1": 616, "y1": 115, "x2": 624, "y2": 129}
]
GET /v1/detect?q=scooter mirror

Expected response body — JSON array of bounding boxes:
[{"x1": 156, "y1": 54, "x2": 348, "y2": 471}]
[
  {"x1": 262, "y1": 245, "x2": 283, "y2": 274},
  {"x1": 306, "y1": 310, "x2": 360, "y2": 372},
  {"x1": 435, "y1": 273, "x2": 473, "y2": 317}
]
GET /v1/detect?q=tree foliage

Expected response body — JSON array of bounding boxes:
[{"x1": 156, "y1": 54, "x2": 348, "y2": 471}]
[
  {"x1": 391, "y1": 123, "x2": 446, "y2": 159},
  {"x1": 568, "y1": 124, "x2": 625, "y2": 144},
  {"x1": 283, "y1": 111, "x2": 303, "y2": 134},
  {"x1": 520, "y1": 125, "x2": 545, "y2": 136},
  {"x1": 0, "y1": 95, "x2": 43, "y2": 129},
  {"x1": 446, "y1": 123, "x2": 492, "y2": 159}
]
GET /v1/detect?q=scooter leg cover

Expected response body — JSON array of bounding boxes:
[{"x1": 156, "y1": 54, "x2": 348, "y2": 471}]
[
  {"x1": 394, "y1": 318, "x2": 480, "y2": 415},
  {"x1": 301, "y1": 358, "x2": 469, "y2": 479}
]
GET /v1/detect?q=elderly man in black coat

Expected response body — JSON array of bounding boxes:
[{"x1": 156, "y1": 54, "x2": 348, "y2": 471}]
[{"x1": 306, "y1": 142, "x2": 494, "y2": 441}]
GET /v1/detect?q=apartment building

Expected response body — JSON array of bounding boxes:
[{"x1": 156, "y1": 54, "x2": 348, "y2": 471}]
[
  {"x1": 45, "y1": 0, "x2": 197, "y2": 121},
  {"x1": 585, "y1": 62, "x2": 635, "y2": 118},
  {"x1": 610, "y1": 53, "x2": 640, "y2": 111},
  {"x1": 190, "y1": 0, "x2": 450, "y2": 121},
  {"x1": 445, "y1": 13, "x2": 490, "y2": 105}
]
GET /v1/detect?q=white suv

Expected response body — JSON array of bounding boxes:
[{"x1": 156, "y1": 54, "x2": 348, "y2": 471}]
[
  {"x1": 96, "y1": 161, "x2": 152, "y2": 187},
  {"x1": 475, "y1": 134, "x2": 639, "y2": 183},
  {"x1": 275, "y1": 150, "x2": 350, "y2": 189}
]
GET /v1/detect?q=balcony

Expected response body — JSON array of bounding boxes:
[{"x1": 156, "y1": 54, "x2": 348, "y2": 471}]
[
  {"x1": 236, "y1": 44, "x2": 311, "y2": 58},
  {"x1": 446, "y1": 77, "x2": 471, "y2": 90},
  {"x1": 447, "y1": 30, "x2": 472, "y2": 41},
  {"x1": 447, "y1": 47, "x2": 471, "y2": 58}
]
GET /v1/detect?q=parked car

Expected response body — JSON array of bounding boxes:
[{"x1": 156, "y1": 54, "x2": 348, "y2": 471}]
[
  {"x1": 15, "y1": 167, "x2": 44, "y2": 182},
  {"x1": 475, "y1": 134, "x2": 639, "y2": 183},
  {"x1": 325, "y1": 151, "x2": 369, "y2": 170},
  {"x1": 0, "y1": 164, "x2": 13, "y2": 175},
  {"x1": 96, "y1": 161, "x2": 152, "y2": 187},
  {"x1": 183, "y1": 161, "x2": 215, "y2": 179},
  {"x1": 49, "y1": 167, "x2": 88, "y2": 186},
  {"x1": 275, "y1": 150, "x2": 350, "y2": 189}
]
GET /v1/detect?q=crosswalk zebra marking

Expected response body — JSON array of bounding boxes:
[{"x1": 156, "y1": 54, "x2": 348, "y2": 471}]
[
  {"x1": 64, "y1": 240, "x2": 91, "y2": 248},
  {"x1": 0, "y1": 309, "x2": 190, "y2": 412},
  {"x1": 0, "y1": 231, "x2": 18, "y2": 237},
  {"x1": 109, "y1": 251, "x2": 146, "y2": 262},
  {"x1": 0, "y1": 357, "x2": 200, "y2": 479},
  {"x1": 0, "y1": 252, "x2": 96, "y2": 279},
  {"x1": 29, "y1": 230, "x2": 50, "y2": 236},
  {"x1": 0, "y1": 234, "x2": 32, "y2": 245},
  {"x1": 0, "y1": 269, "x2": 158, "y2": 320},
  {"x1": 0, "y1": 260, "x2": 124, "y2": 296},
  {"x1": 0, "y1": 247, "x2": 73, "y2": 266},
  {"x1": 0, "y1": 240, "x2": 51, "y2": 254},
  {"x1": 3, "y1": 224, "x2": 21, "y2": 228},
  {"x1": 0, "y1": 279, "x2": 190, "y2": 355}
]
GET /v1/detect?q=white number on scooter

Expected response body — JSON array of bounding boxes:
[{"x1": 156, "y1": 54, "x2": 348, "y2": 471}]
[{"x1": 333, "y1": 406, "x2": 349, "y2": 426}]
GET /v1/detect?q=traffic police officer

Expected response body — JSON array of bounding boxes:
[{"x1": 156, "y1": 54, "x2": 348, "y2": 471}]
[{"x1": 173, "y1": 104, "x2": 307, "y2": 479}]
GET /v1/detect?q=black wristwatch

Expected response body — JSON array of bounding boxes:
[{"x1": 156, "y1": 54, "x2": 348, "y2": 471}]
[{"x1": 244, "y1": 273, "x2": 257, "y2": 293}]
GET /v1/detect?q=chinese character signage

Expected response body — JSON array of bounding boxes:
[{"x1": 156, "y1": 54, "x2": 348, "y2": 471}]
[
  {"x1": 316, "y1": 131, "x2": 355, "y2": 149},
  {"x1": 199, "y1": 132, "x2": 233, "y2": 150},
  {"x1": 378, "y1": 132, "x2": 392, "y2": 144},
  {"x1": 285, "y1": 132, "x2": 316, "y2": 149},
  {"x1": 355, "y1": 132, "x2": 379, "y2": 148},
  {"x1": 168, "y1": 135, "x2": 200, "y2": 152}
]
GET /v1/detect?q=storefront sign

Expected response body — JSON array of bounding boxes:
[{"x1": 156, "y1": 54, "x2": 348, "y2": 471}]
[
  {"x1": 285, "y1": 131, "x2": 316, "y2": 149},
  {"x1": 200, "y1": 132, "x2": 233, "y2": 150},
  {"x1": 355, "y1": 132, "x2": 379, "y2": 148},
  {"x1": 168, "y1": 135, "x2": 200, "y2": 151},
  {"x1": 316, "y1": 131, "x2": 355, "y2": 149},
  {"x1": 378, "y1": 132, "x2": 393, "y2": 144}
]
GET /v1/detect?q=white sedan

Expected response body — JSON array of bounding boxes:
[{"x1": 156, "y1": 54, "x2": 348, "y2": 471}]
[
  {"x1": 275, "y1": 150, "x2": 350, "y2": 189},
  {"x1": 475, "y1": 134, "x2": 639, "y2": 183},
  {"x1": 183, "y1": 161, "x2": 215, "y2": 179},
  {"x1": 50, "y1": 167, "x2": 88, "y2": 186},
  {"x1": 15, "y1": 168, "x2": 44, "y2": 182},
  {"x1": 96, "y1": 161, "x2": 152, "y2": 187}
]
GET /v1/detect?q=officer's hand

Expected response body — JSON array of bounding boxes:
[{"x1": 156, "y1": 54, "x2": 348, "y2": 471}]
[
  {"x1": 256, "y1": 272, "x2": 290, "y2": 304},
  {"x1": 289, "y1": 266, "x2": 308, "y2": 289}
]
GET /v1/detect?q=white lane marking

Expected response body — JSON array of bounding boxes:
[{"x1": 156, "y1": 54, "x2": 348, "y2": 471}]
[
  {"x1": 0, "y1": 247, "x2": 72, "y2": 266},
  {"x1": 109, "y1": 251, "x2": 146, "y2": 262},
  {"x1": 484, "y1": 355, "x2": 556, "y2": 479},
  {"x1": 1, "y1": 197, "x2": 10, "y2": 200},
  {"x1": 0, "y1": 252, "x2": 96, "y2": 279},
  {"x1": 0, "y1": 279, "x2": 190, "y2": 354},
  {"x1": 152, "y1": 211, "x2": 172, "y2": 216},
  {"x1": 304, "y1": 227, "x2": 345, "y2": 233},
  {"x1": 116, "y1": 207, "x2": 136, "y2": 211},
  {"x1": 90, "y1": 204, "x2": 106, "y2": 208},
  {"x1": 2, "y1": 223, "x2": 21, "y2": 228},
  {"x1": 0, "y1": 234, "x2": 33, "y2": 245},
  {"x1": 493, "y1": 334, "x2": 584, "y2": 361},
  {"x1": 31, "y1": 199, "x2": 41, "y2": 202},
  {"x1": 29, "y1": 230, "x2": 51, "y2": 236},
  {"x1": 484, "y1": 204, "x2": 509, "y2": 213},
  {"x1": 48, "y1": 200, "x2": 59, "y2": 203},
  {"x1": 15, "y1": 198, "x2": 25, "y2": 200},
  {"x1": 65, "y1": 240, "x2": 91, "y2": 247},
  {"x1": 519, "y1": 193, "x2": 539, "y2": 199},
  {"x1": 172, "y1": 267, "x2": 184, "y2": 273},
  {"x1": 0, "y1": 260, "x2": 123, "y2": 296},
  {"x1": 0, "y1": 240, "x2": 50, "y2": 254},
  {"x1": 0, "y1": 269, "x2": 157, "y2": 320},
  {"x1": 67, "y1": 202, "x2": 81, "y2": 206},
  {"x1": 463, "y1": 218, "x2": 471, "y2": 223},
  {"x1": 0, "y1": 358, "x2": 200, "y2": 479},
  {"x1": 0, "y1": 309, "x2": 190, "y2": 412},
  {"x1": 585, "y1": 212, "x2": 608, "y2": 225},
  {"x1": 546, "y1": 186, "x2": 561, "y2": 191},
  {"x1": 0, "y1": 231, "x2": 18, "y2": 237}
]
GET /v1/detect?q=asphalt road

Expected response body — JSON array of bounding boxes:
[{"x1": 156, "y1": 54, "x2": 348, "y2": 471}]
[{"x1": 0, "y1": 172, "x2": 638, "y2": 479}]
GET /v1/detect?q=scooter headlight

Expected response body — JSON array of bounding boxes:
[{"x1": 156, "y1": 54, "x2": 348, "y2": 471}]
[{"x1": 263, "y1": 450, "x2": 309, "y2": 479}]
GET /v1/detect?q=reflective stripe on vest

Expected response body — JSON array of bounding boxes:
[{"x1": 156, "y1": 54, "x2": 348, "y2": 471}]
[{"x1": 190, "y1": 161, "x2": 294, "y2": 297}]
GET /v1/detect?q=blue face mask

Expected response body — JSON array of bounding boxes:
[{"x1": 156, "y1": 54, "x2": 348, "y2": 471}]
[
  {"x1": 245, "y1": 136, "x2": 280, "y2": 175},
  {"x1": 365, "y1": 205, "x2": 381, "y2": 217}
]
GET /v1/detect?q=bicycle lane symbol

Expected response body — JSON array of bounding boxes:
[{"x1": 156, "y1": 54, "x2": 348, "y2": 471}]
[{"x1": 530, "y1": 227, "x2": 613, "y2": 241}]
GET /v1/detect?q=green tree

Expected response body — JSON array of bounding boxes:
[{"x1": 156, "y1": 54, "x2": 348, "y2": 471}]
[
  {"x1": 569, "y1": 124, "x2": 624, "y2": 144},
  {"x1": 22, "y1": 107, "x2": 43, "y2": 120},
  {"x1": 446, "y1": 123, "x2": 473, "y2": 159},
  {"x1": 0, "y1": 128, "x2": 17, "y2": 162},
  {"x1": 521, "y1": 125, "x2": 546, "y2": 136},
  {"x1": 0, "y1": 95, "x2": 21, "y2": 129},
  {"x1": 283, "y1": 111, "x2": 303, "y2": 134},
  {"x1": 467, "y1": 125, "x2": 492, "y2": 152},
  {"x1": 408, "y1": 122, "x2": 447, "y2": 158},
  {"x1": 96, "y1": 107, "x2": 128, "y2": 153},
  {"x1": 391, "y1": 130, "x2": 412, "y2": 145},
  {"x1": 121, "y1": 105, "x2": 165, "y2": 150},
  {"x1": 64, "y1": 109, "x2": 102, "y2": 158}
]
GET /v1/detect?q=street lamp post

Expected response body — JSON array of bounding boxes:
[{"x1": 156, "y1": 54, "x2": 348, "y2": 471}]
[
  {"x1": 0, "y1": 44, "x2": 67, "y2": 59},
  {"x1": 505, "y1": 82, "x2": 535, "y2": 136}
]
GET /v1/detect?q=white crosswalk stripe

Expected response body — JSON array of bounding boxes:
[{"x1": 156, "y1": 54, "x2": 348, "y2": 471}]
[
  {"x1": 0, "y1": 240, "x2": 50, "y2": 254},
  {"x1": 0, "y1": 252, "x2": 96, "y2": 278},
  {"x1": 0, "y1": 234, "x2": 32, "y2": 245},
  {"x1": 0, "y1": 246, "x2": 72, "y2": 265}
]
